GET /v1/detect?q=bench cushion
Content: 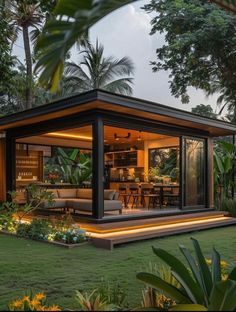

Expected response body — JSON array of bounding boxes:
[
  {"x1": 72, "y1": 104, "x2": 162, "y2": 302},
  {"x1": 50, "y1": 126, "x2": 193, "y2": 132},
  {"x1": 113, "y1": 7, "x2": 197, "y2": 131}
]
[
  {"x1": 77, "y1": 189, "x2": 92, "y2": 199},
  {"x1": 58, "y1": 189, "x2": 77, "y2": 198},
  {"x1": 67, "y1": 199, "x2": 122, "y2": 212},
  {"x1": 104, "y1": 190, "x2": 116, "y2": 200}
]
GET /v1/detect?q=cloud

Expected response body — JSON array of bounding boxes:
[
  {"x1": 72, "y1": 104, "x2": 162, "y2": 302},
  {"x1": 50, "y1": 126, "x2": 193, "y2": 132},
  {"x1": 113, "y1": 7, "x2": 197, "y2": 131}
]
[{"x1": 14, "y1": 0, "x2": 219, "y2": 112}]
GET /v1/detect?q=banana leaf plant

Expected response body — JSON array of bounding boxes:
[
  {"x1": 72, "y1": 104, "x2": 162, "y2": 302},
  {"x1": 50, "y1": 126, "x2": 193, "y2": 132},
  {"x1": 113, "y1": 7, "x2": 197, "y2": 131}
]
[
  {"x1": 137, "y1": 238, "x2": 236, "y2": 311},
  {"x1": 45, "y1": 147, "x2": 92, "y2": 185},
  {"x1": 214, "y1": 140, "x2": 236, "y2": 202}
]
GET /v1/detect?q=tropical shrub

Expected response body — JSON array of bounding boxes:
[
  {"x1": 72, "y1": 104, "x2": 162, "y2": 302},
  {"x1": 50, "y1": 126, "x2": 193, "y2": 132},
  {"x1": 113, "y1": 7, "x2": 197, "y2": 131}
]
[
  {"x1": 137, "y1": 238, "x2": 236, "y2": 311},
  {"x1": 44, "y1": 147, "x2": 92, "y2": 186},
  {"x1": 0, "y1": 185, "x2": 54, "y2": 230},
  {"x1": 0, "y1": 192, "x2": 20, "y2": 232},
  {"x1": 8, "y1": 292, "x2": 60, "y2": 311},
  {"x1": 16, "y1": 220, "x2": 52, "y2": 241},
  {"x1": 28, "y1": 219, "x2": 52, "y2": 241},
  {"x1": 220, "y1": 198, "x2": 236, "y2": 217},
  {"x1": 140, "y1": 263, "x2": 177, "y2": 310},
  {"x1": 214, "y1": 141, "x2": 236, "y2": 206},
  {"x1": 16, "y1": 222, "x2": 31, "y2": 238},
  {"x1": 75, "y1": 289, "x2": 113, "y2": 311},
  {"x1": 97, "y1": 279, "x2": 128, "y2": 310}
]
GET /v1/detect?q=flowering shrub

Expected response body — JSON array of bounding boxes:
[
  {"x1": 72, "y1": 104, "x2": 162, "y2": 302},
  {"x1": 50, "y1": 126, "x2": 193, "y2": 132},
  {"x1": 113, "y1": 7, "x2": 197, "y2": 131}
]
[
  {"x1": 48, "y1": 171, "x2": 60, "y2": 184},
  {"x1": 53, "y1": 226, "x2": 87, "y2": 244},
  {"x1": 8, "y1": 292, "x2": 60, "y2": 311},
  {"x1": 0, "y1": 209, "x2": 88, "y2": 246},
  {"x1": 16, "y1": 220, "x2": 52, "y2": 241}
]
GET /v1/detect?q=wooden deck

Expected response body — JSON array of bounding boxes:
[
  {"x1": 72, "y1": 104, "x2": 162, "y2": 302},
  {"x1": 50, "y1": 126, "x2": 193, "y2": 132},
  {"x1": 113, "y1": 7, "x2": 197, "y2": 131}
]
[{"x1": 80, "y1": 211, "x2": 236, "y2": 250}]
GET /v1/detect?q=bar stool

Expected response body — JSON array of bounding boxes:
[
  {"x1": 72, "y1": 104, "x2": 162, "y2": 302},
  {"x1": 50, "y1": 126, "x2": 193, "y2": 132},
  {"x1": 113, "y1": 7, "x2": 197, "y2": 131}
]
[
  {"x1": 118, "y1": 184, "x2": 130, "y2": 208},
  {"x1": 129, "y1": 184, "x2": 141, "y2": 208},
  {"x1": 141, "y1": 184, "x2": 160, "y2": 209}
]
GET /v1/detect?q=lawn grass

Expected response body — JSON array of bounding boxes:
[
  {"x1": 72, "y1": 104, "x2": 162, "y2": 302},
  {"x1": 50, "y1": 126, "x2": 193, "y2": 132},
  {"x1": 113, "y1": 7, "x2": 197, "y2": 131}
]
[{"x1": 0, "y1": 226, "x2": 236, "y2": 310}]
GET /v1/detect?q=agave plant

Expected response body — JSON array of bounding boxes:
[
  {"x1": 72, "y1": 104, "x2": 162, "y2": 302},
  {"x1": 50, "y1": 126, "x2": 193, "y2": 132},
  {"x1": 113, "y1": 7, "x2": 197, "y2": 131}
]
[{"x1": 137, "y1": 238, "x2": 236, "y2": 311}]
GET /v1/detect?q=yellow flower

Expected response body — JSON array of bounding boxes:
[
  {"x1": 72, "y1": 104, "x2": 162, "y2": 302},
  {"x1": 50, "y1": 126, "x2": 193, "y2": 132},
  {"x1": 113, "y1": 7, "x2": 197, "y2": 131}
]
[
  {"x1": 34, "y1": 292, "x2": 46, "y2": 301},
  {"x1": 22, "y1": 295, "x2": 30, "y2": 302},
  {"x1": 10, "y1": 299, "x2": 23, "y2": 310},
  {"x1": 206, "y1": 259, "x2": 212, "y2": 266},
  {"x1": 30, "y1": 298, "x2": 41, "y2": 308},
  {"x1": 220, "y1": 260, "x2": 228, "y2": 269},
  {"x1": 47, "y1": 305, "x2": 61, "y2": 311}
]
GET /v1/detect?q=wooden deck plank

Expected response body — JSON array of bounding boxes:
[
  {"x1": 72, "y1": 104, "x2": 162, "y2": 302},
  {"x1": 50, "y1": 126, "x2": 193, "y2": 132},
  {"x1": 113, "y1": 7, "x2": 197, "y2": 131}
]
[
  {"x1": 81, "y1": 211, "x2": 227, "y2": 233},
  {"x1": 91, "y1": 216, "x2": 236, "y2": 250}
]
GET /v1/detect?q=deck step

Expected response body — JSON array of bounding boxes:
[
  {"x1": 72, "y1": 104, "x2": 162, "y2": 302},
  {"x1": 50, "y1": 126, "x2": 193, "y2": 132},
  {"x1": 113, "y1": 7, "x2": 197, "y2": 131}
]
[
  {"x1": 91, "y1": 216, "x2": 236, "y2": 250},
  {"x1": 83, "y1": 211, "x2": 227, "y2": 234}
]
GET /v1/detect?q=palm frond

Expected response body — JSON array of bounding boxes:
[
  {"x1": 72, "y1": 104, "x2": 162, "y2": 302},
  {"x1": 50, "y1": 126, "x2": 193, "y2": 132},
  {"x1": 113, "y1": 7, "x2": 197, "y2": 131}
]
[{"x1": 63, "y1": 40, "x2": 134, "y2": 95}]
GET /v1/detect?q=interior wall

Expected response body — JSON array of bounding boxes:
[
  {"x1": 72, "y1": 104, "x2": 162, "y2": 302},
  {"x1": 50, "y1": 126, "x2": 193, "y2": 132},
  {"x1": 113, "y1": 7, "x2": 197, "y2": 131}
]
[
  {"x1": 0, "y1": 138, "x2": 6, "y2": 202},
  {"x1": 144, "y1": 137, "x2": 180, "y2": 177}
]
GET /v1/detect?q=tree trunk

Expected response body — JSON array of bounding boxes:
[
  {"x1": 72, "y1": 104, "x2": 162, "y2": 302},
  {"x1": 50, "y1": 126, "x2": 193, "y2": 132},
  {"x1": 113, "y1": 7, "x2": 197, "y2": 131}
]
[{"x1": 22, "y1": 24, "x2": 33, "y2": 110}]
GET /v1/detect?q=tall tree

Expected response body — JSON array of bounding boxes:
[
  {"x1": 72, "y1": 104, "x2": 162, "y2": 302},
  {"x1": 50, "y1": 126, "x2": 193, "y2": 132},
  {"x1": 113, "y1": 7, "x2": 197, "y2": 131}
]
[
  {"x1": 191, "y1": 104, "x2": 217, "y2": 118},
  {"x1": 0, "y1": 4, "x2": 15, "y2": 102},
  {"x1": 7, "y1": 0, "x2": 43, "y2": 109},
  {"x1": 64, "y1": 41, "x2": 134, "y2": 95},
  {"x1": 143, "y1": 0, "x2": 236, "y2": 114},
  {"x1": 34, "y1": 0, "x2": 236, "y2": 93},
  {"x1": 3, "y1": 0, "x2": 56, "y2": 110}
]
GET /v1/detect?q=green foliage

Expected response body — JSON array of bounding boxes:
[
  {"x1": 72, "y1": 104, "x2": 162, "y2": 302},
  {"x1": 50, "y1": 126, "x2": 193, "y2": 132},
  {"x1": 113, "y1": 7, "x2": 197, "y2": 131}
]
[
  {"x1": 53, "y1": 227, "x2": 87, "y2": 244},
  {"x1": 137, "y1": 238, "x2": 236, "y2": 310},
  {"x1": 15, "y1": 222, "x2": 31, "y2": 238},
  {"x1": 213, "y1": 140, "x2": 236, "y2": 203},
  {"x1": 144, "y1": 0, "x2": 236, "y2": 113},
  {"x1": 220, "y1": 197, "x2": 236, "y2": 216},
  {"x1": 0, "y1": 192, "x2": 19, "y2": 231},
  {"x1": 75, "y1": 289, "x2": 113, "y2": 311},
  {"x1": 29, "y1": 219, "x2": 52, "y2": 241},
  {"x1": 45, "y1": 147, "x2": 92, "y2": 185},
  {"x1": 64, "y1": 41, "x2": 134, "y2": 95},
  {"x1": 34, "y1": 0, "x2": 136, "y2": 91},
  {"x1": 97, "y1": 279, "x2": 128, "y2": 310},
  {"x1": 0, "y1": 6, "x2": 15, "y2": 107},
  {"x1": 0, "y1": 185, "x2": 54, "y2": 231},
  {"x1": 16, "y1": 219, "x2": 51, "y2": 241},
  {"x1": 191, "y1": 104, "x2": 217, "y2": 119}
]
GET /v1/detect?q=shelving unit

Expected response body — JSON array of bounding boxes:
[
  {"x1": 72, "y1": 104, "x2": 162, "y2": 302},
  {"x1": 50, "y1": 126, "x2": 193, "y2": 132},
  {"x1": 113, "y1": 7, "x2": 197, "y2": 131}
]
[
  {"x1": 105, "y1": 150, "x2": 144, "y2": 168},
  {"x1": 15, "y1": 150, "x2": 44, "y2": 203}
]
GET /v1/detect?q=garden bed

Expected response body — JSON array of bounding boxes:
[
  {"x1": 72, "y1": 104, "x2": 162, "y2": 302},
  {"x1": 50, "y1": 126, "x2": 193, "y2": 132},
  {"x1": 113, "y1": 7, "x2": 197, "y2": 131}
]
[{"x1": 0, "y1": 229, "x2": 90, "y2": 249}]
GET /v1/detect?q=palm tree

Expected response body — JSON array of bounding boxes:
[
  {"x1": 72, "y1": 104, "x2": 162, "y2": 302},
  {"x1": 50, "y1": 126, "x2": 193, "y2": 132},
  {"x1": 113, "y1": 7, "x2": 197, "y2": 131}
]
[
  {"x1": 8, "y1": 0, "x2": 44, "y2": 110},
  {"x1": 64, "y1": 41, "x2": 134, "y2": 95},
  {"x1": 35, "y1": 0, "x2": 236, "y2": 91}
]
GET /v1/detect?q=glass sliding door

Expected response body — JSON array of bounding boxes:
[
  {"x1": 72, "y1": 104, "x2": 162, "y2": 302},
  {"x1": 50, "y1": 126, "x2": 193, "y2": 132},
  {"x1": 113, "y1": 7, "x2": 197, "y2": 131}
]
[{"x1": 184, "y1": 138, "x2": 206, "y2": 207}]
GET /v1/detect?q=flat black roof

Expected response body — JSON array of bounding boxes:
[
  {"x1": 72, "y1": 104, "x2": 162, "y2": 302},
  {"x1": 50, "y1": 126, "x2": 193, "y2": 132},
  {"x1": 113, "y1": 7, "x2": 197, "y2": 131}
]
[{"x1": 0, "y1": 89, "x2": 236, "y2": 135}]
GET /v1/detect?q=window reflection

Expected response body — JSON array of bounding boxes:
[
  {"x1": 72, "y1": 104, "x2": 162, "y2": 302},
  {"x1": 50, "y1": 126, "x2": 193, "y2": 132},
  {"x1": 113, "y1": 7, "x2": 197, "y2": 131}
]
[{"x1": 185, "y1": 139, "x2": 205, "y2": 206}]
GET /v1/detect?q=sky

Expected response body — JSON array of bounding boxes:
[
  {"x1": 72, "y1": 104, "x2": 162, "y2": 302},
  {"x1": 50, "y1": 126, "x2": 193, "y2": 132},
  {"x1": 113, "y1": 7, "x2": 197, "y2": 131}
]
[{"x1": 13, "y1": 0, "x2": 220, "y2": 113}]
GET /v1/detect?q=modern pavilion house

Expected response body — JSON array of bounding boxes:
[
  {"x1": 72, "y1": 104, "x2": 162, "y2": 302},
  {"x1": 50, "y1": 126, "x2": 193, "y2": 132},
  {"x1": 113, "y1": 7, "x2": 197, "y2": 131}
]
[{"x1": 0, "y1": 90, "x2": 236, "y2": 248}]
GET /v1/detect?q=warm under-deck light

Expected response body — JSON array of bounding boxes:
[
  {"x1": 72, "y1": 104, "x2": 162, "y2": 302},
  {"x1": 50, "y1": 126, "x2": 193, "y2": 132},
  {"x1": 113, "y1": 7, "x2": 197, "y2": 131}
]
[
  {"x1": 86, "y1": 216, "x2": 229, "y2": 238},
  {"x1": 45, "y1": 132, "x2": 93, "y2": 141}
]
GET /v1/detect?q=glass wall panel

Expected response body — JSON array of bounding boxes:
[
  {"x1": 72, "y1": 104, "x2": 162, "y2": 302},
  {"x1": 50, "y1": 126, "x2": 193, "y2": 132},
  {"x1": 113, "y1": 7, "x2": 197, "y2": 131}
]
[
  {"x1": 15, "y1": 125, "x2": 93, "y2": 216},
  {"x1": 103, "y1": 124, "x2": 180, "y2": 218},
  {"x1": 184, "y1": 138, "x2": 205, "y2": 207}
]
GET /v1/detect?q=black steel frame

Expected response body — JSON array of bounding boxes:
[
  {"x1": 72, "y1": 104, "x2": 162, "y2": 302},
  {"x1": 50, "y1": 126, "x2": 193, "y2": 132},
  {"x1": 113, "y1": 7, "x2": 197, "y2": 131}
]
[{"x1": 5, "y1": 108, "x2": 212, "y2": 223}]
